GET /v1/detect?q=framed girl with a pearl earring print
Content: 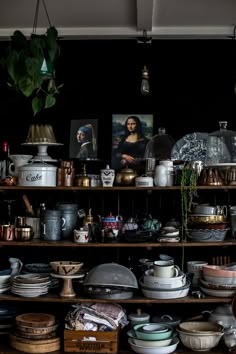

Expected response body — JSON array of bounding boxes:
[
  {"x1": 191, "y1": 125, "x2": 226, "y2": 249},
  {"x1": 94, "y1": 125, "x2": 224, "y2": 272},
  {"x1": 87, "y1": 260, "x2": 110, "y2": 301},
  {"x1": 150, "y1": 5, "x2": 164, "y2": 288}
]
[
  {"x1": 69, "y1": 119, "x2": 98, "y2": 159},
  {"x1": 111, "y1": 114, "x2": 153, "y2": 170}
]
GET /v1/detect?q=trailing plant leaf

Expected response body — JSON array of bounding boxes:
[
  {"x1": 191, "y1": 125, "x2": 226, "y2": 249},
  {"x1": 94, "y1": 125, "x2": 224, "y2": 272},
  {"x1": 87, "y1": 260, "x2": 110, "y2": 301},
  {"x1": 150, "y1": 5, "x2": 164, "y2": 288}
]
[
  {"x1": 45, "y1": 95, "x2": 56, "y2": 109},
  {"x1": 32, "y1": 96, "x2": 44, "y2": 115}
]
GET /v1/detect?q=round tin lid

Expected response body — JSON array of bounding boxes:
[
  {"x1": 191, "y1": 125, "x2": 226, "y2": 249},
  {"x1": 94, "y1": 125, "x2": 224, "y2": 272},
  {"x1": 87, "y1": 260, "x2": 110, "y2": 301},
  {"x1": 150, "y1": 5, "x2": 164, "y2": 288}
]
[
  {"x1": 128, "y1": 309, "x2": 150, "y2": 322},
  {"x1": 19, "y1": 162, "x2": 57, "y2": 171}
]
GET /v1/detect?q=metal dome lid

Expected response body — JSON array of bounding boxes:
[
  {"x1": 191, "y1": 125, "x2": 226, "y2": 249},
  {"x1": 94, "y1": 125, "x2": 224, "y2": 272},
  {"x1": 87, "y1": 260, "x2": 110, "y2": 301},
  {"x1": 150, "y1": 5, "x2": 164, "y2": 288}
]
[{"x1": 83, "y1": 262, "x2": 138, "y2": 289}]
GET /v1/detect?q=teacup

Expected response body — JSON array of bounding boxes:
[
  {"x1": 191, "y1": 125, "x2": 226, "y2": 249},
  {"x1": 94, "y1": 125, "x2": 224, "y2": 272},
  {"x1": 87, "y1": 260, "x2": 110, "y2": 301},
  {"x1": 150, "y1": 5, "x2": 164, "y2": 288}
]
[
  {"x1": 74, "y1": 229, "x2": 89, "y2": 243},
  {"x1": 153, "y1": 260, "x2": 180, "y2": 278}
]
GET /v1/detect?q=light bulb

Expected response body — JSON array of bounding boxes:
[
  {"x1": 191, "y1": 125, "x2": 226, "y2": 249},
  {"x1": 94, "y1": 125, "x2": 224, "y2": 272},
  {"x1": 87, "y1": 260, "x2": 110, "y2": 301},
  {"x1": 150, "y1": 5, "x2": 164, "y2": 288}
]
[{"x1": 141, "y1": 66, "x2": 150, "y2": 96}]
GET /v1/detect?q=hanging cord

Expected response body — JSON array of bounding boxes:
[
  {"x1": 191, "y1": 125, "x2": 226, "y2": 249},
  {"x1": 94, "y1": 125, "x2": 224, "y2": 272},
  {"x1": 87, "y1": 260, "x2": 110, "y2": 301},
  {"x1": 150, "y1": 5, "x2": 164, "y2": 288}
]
[
  {"x1": 32, "y1": 0, "x2": 52, "y2": 34},
  {"x1": 32, "y1": 0, "x2": 40, "y2": 34}
]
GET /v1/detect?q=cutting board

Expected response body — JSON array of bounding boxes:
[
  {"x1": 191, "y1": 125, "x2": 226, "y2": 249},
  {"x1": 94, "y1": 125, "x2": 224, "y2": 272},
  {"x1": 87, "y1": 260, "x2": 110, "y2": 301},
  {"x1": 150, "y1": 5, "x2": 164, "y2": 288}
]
[
  {"x1": 15, "y1": 313, "x2": 55, "y2": 328},
  {"x1": 10, "y1": 333, "x2": 60, "y2": 353}
]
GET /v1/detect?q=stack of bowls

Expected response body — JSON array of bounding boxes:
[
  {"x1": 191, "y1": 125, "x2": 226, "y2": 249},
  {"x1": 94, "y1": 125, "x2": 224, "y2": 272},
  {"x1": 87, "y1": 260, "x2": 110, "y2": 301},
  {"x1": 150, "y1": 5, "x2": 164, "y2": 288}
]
[
  {"x1": 127, "y1": 323, "x2": 179, "y2": 354},
  {"x1": 187, "y1": 204, "x2": 229, "y2": 242},
  {"x1": 139, "y1": 268, "x2": 190, "y2": 299},
  {"x1": 176, "y1": 321, "x2": 224, "y2": 351},
  {"x1": 200, "y1": 265, "x2": 236, "y2": 297}
]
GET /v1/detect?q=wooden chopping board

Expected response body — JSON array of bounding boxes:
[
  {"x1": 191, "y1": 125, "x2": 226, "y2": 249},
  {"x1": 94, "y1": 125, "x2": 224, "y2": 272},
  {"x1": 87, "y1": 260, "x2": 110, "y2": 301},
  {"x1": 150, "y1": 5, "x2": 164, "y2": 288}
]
[
  {"x1": 10, "y1": 333, "x2": 60, "y2": 353},
  {"x1": 15, "y1": 313, "x2": 55, "y2": 328}
]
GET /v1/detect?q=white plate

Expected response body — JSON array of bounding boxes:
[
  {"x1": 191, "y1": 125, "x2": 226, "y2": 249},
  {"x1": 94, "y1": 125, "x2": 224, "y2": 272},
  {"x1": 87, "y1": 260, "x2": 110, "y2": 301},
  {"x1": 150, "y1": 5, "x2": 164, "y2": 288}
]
[
  {"x1": 128, "y1": 337, "x2": 179, "y2": 354},
  {"x1": 171, "y1": 132, "x2": 208, "y2": 162}
]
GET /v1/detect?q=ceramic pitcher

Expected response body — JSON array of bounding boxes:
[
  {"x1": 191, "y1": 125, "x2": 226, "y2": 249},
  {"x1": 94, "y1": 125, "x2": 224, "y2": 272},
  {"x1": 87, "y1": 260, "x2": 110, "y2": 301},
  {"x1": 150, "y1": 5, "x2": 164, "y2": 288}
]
[{"x1": 9, "y1": 155, "x2": 33, "y2": 176}]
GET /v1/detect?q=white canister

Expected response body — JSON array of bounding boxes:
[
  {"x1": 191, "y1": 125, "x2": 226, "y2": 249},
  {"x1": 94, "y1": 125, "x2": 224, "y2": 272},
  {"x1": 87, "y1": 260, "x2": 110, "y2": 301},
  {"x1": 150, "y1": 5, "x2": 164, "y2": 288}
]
[
  {"x1": 100, "y1": 165, "x2": 115, "y2": 187},
  {"x1": 159, "y1": 160, "x2": 174, "y2": 186},
  {"x1": 135, "y1": 175, "x2": 153, "y2": 187},
  {"x1": 74, "y1": 229, "x2": 89, "y2": 243},
  {"x1": 154, "y1": 165, "x2": 168, "y2": 186},
  {"x1": 18, "y1": 162, "x2": 57, "y2": 187}
]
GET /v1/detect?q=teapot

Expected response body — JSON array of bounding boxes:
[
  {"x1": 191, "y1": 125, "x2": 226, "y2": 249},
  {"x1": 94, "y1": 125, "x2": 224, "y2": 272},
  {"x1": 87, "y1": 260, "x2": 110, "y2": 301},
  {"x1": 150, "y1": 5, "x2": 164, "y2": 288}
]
[{"x1": 99, "y1": 213, "x2": 123, "y2": 241}]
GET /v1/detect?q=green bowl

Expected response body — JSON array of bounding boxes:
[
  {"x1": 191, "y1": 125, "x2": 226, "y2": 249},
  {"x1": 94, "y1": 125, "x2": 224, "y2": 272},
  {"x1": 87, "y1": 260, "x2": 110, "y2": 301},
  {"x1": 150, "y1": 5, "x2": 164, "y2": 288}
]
[{"x1": 133, "y1": 323, "x2": 173, "y2": 340}]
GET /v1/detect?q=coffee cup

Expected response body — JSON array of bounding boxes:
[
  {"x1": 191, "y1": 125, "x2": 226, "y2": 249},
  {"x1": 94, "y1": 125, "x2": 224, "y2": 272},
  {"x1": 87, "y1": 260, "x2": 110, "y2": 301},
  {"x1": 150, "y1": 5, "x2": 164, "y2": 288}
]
[
  {"x1": 74, "y1": 229, "x2": 89, "y2": 243},
  {"x1": 153, "y1": 260, "x2": 180, "y2": 278}
]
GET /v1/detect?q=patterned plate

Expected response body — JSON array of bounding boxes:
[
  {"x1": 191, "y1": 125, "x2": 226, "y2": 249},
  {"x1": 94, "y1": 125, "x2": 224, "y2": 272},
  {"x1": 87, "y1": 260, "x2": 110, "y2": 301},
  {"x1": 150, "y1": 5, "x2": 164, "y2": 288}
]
[{"x1": 171, "y1": 132, "x2": 208, "y2": 162}]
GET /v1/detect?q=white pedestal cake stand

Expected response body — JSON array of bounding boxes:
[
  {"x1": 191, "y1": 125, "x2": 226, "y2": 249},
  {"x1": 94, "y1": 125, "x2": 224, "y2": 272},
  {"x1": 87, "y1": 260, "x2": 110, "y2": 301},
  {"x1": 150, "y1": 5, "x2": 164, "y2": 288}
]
[{"x1": 22, "y1": 142, "x2": 63, "y2": 162}]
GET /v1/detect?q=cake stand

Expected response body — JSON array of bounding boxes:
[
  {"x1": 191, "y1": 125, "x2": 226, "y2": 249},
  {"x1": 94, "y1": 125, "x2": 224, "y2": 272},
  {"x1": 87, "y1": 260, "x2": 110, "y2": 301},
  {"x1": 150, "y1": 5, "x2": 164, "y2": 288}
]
[
  {"x1": 22, "y1": 142, "x2": 63, "y2": 162},
  {"x1": 51, "y1": 273, "x2": 85, "y2": 297}
]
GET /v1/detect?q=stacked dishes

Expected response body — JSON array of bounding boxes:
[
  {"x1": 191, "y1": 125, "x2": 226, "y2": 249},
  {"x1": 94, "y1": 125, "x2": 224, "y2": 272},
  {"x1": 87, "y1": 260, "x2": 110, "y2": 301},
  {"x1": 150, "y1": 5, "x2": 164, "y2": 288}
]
[
  {"x1": 0, "y1": 272, "x2": 11, "y2": 294},
  {"x1": 176, "y1": 321, "x2": 224, "y2": 351},
  {"x1": 139, "y1": 268, "x2": 190, "y2": 299},
  {"x1": 11, "y1": 274, "x2": 51, "y2": 297},
  {"x1": 127, "y1": 323, "x2": 179, "y2": 354},
  {"x1": 0, "y1": 304, "x2": 17, "y2": 336},
  {"x1": 187, "y1": 204, "x2": 229, "y2": 242},
  {"x1": 200, "y1": 265, "x2": 236, "y2": 297}
]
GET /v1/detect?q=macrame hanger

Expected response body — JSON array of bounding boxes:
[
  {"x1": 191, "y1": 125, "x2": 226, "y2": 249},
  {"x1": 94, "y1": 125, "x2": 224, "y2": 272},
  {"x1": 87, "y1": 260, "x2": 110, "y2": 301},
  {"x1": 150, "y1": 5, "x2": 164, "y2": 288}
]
[{"x1": 32, "y1": 0, "x2": 52, "y2": 34}]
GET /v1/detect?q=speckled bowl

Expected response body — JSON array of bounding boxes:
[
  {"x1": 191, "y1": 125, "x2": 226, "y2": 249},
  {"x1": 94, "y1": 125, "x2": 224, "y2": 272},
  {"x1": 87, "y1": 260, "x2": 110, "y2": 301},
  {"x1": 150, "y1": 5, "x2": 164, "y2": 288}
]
[{"x1": 49, "y1": 261, "x2": 83, "y2": 275}]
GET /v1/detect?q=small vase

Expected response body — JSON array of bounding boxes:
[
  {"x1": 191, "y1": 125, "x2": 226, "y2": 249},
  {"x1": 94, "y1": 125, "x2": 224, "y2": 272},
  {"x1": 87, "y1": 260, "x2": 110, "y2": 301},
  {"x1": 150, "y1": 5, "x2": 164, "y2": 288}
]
[{"x1": 101, "y1": 165, "x2": 115, "y2": 187}]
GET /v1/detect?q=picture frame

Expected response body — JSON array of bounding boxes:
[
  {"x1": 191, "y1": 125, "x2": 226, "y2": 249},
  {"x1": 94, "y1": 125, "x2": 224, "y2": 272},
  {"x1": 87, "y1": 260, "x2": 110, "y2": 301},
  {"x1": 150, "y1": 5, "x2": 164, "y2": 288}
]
[
  {"x1": 111, "y1": 114, "x2": 153, "y2": 170},
  {"x1": 69, "y1": 119, "x2": 98, "y2": 159}
]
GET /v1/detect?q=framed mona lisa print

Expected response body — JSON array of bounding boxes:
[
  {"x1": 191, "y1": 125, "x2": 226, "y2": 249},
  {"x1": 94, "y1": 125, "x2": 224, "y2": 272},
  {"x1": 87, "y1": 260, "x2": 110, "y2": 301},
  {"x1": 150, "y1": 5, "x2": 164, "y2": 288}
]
[
  {"x1": 69, "y1": 119, "x2": 98, "y2": 159},
  {"x1": 111, "y1": 114, "x2": 153, "y2": 170}
]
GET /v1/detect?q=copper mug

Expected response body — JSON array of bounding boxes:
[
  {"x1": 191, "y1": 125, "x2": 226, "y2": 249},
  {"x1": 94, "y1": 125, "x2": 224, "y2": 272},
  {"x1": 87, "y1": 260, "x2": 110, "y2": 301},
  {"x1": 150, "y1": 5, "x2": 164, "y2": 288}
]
[{"x1": 0, "y1": 224, "x2": 15, "y2": 241}]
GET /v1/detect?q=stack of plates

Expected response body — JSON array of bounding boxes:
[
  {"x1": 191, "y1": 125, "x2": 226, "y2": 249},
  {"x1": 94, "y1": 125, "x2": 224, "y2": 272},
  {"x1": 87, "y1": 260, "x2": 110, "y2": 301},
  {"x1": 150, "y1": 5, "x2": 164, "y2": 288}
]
[
  {"x1": 11, "y1": 274, "x2": 51, "y2": 297},
  {"x1": 0, "y1": 274, "x2": 11, "y2": 294},
  {"x1": 23, "y1": 263, "x2": 59, "y2": 289},
  {"x1": 0, "y1": 304, "x2": 17, "y2": 335}
]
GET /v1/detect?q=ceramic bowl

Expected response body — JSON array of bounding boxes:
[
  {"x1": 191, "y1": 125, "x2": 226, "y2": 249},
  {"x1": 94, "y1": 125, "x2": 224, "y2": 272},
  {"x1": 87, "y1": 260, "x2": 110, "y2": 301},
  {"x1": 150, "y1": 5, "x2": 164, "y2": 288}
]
[
  {"x1": 128, "y1": 337, "x2": 179, "y2": 354},
  {"x1": 178, "y1": 321, "x2": 224, "y2": 333},
  {"x1": 202, "y1": 265, "x2": 236, "y2": 278},
  {"x1": 177, "y1": 323, "x2": 224, "y2": 351},
  {"x1": 49, "y1": 261, "x2": 83, "y2": 275},
  {"x1": 144, "y1": 269, "x2": 186, "y2": 289},
  {"x1": 203, "y1": 274, "x2": 236, "y2": 286},
  {"x1": 133, "y1": 323, "x2": 173, "y2": 340},
  {"x1": 0, "y1": 274, "x2": 11, "y2": 284},
  {"x1": 127, "y1": 330, "x2": 174, "y2": 347},
  {"x1": 139, "y1": 278, "x2": 190, "y2": 299}
]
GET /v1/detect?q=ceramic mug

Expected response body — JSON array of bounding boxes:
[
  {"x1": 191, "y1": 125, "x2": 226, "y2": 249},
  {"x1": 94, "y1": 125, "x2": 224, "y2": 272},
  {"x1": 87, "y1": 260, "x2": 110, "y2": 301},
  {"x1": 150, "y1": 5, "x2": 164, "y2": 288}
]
[
  {"x1": 8, "y1": 257, "x2": 23, "y2": 275},
  {"x1": 74, "y1": 229, "x2": 89, "y2": 243},
  {"x1": 153, "y1": 260, "x2": 180, "y2": 278}
]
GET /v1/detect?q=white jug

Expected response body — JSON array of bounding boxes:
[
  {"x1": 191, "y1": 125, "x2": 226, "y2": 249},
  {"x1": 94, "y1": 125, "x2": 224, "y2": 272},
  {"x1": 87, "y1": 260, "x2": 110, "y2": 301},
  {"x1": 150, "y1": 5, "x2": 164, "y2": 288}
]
[{"x1": 9, "y1": 155, "x2": 33, "y2": 176}]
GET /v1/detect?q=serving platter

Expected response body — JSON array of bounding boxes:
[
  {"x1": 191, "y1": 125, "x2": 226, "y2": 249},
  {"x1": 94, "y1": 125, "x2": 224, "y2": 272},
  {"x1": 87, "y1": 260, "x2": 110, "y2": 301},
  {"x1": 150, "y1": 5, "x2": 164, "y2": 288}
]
[{"x1": 171, "y1": 132, "x2": 208, "y2": 162}]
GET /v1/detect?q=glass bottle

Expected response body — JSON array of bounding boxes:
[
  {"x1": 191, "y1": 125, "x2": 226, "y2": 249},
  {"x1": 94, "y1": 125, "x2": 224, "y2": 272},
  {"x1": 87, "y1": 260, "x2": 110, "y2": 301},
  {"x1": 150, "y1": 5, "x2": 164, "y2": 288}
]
[{"x1": 0, "y1": 141, "x2": 11, "y2": 179}]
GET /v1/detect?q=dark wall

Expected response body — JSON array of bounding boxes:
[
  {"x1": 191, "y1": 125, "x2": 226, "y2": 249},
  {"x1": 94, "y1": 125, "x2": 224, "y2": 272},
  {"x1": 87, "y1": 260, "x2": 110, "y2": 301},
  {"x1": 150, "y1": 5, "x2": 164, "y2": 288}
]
[{"x1": 0, "y1": 39, "x2": 236, "y2": 167}]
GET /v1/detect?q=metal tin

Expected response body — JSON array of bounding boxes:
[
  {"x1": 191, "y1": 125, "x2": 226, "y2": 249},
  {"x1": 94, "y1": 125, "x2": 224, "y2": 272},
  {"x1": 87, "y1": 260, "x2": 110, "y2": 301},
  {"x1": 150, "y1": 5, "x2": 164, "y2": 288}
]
[
  {"x1": 135, "y1": 175, "x2": 153, "y2": 187},
  {"x1": 18, "y1": 162, "x2": 57, "y2": 187}
]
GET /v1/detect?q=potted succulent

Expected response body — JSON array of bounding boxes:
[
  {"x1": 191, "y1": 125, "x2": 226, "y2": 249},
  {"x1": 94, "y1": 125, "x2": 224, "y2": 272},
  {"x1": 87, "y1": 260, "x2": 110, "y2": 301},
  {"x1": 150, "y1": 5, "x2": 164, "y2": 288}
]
[{"x1": 1, "y1": 26, "x2": 63, "y2": 116}]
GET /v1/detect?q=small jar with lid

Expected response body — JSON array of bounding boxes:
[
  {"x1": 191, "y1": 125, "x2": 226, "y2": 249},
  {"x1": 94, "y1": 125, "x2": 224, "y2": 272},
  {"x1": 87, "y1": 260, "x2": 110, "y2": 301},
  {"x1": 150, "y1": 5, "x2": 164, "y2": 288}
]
[{"x1": 128, "y1": 308, "x2": 150, "y2": 327}]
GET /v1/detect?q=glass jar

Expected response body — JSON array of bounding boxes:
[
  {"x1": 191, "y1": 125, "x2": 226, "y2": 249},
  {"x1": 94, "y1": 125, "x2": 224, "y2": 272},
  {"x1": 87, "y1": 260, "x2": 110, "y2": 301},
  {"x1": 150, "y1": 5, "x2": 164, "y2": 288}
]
[{"x1": 205, "y1": 121, "x2": 236, "y2": 165}]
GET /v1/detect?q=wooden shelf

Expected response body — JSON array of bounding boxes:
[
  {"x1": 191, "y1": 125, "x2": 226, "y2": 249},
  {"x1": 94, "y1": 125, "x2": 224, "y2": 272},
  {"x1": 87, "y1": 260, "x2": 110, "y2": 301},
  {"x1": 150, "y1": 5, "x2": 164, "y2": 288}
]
[
  {"x1": 0, "y1": 293, "x2": 233, "y2": 304},
  {"x1": 0, "y1": 240, "x2": 235, "y2": 247}
]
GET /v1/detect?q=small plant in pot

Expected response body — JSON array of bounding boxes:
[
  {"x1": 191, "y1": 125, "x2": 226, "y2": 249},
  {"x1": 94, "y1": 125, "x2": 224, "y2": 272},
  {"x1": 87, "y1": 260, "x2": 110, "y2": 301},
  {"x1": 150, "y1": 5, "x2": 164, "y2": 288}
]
[{"x1": 1, "y1": 26, "x2": 63, "y2": 116}]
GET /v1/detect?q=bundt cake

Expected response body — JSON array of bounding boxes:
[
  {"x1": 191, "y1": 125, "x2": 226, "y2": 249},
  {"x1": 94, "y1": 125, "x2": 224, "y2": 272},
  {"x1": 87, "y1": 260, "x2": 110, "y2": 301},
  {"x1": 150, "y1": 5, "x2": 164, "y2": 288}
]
[{"x1": 26, "y1": 124, "x2": 57, "y2": 143}]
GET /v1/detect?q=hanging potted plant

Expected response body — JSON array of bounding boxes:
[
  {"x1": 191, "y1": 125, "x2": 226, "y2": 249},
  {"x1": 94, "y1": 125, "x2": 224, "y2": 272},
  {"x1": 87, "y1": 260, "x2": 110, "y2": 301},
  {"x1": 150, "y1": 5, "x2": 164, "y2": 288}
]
[{"x1": 1, "y1": 0, "x2": 63, "y2": 116}]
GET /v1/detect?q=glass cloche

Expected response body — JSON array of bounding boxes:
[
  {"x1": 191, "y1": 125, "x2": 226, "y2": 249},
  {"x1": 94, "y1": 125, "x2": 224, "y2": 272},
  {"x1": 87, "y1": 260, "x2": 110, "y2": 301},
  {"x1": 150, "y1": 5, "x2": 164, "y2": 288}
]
[
  {"x1": 205, "y1": 121, "x2": 236, "y2": 165},
  {"x1": 144, "y1": 127, "x2": 175, "y2": 160}
]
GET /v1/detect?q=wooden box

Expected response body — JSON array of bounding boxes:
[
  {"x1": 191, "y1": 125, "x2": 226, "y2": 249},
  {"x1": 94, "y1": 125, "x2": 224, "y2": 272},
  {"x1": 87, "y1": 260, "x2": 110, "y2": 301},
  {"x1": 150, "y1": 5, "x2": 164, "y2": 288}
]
[{"x1": 64, "y1": 328, "x2": 119, "y2": 353}]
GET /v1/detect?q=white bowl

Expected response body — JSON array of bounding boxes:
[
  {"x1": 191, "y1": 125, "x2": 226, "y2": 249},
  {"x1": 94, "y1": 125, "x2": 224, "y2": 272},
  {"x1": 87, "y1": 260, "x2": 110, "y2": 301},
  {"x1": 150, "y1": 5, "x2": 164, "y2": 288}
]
[
  {"x1": 128, "y1": 337, "x2": 179, "y2": 354},
  {"x1": 140, "y1": 279, "x2": 190, "y2": 299},
  {"x1": 200, "y1": 286, "x2": 236, "y2": 298},
  {"x1": 127, "y1": 330, "x2": 174, "y2": 347},
  {"x1": 203, "y1": 274, "x2": 236, "y2": 286},
  {"x1": 0, "y1": 274, "x2": 11, "y2": 284},
  {"x1": 144, "y1": 269, "x2": 186, "y2": 289}
]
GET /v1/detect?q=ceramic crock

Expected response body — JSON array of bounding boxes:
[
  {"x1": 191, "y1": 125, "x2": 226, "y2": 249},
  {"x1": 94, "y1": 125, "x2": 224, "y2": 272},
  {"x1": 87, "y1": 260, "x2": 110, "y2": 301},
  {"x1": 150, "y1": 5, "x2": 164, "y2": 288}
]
[{"x1": 18, "y1": 162, "x2": 57, "y2": 187}]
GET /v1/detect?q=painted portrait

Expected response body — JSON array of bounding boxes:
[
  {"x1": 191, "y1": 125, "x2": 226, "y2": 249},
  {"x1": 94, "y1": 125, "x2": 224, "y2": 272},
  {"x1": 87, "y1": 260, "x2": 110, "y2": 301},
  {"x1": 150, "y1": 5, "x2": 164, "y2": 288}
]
[
  {"x1": 111, "y1": 114, "x2": 153, "y2": 170},
  {"x1": 69, "y1": 119, "x2": 98, "y2": 159}
]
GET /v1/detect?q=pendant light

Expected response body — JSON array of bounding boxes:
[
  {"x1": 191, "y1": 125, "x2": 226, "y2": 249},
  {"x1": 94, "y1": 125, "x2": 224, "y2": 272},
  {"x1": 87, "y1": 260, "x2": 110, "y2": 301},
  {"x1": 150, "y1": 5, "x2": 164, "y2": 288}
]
[{"x1": 138, "y1": 30, "x2": 152, "y2": 96}]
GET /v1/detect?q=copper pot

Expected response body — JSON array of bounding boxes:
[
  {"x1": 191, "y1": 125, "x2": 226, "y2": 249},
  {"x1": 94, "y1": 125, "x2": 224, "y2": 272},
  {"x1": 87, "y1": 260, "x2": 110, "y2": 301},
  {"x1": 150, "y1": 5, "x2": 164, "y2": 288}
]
[{"x1": 14, "y1": 226, "x2": 33, "y2": 241}]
